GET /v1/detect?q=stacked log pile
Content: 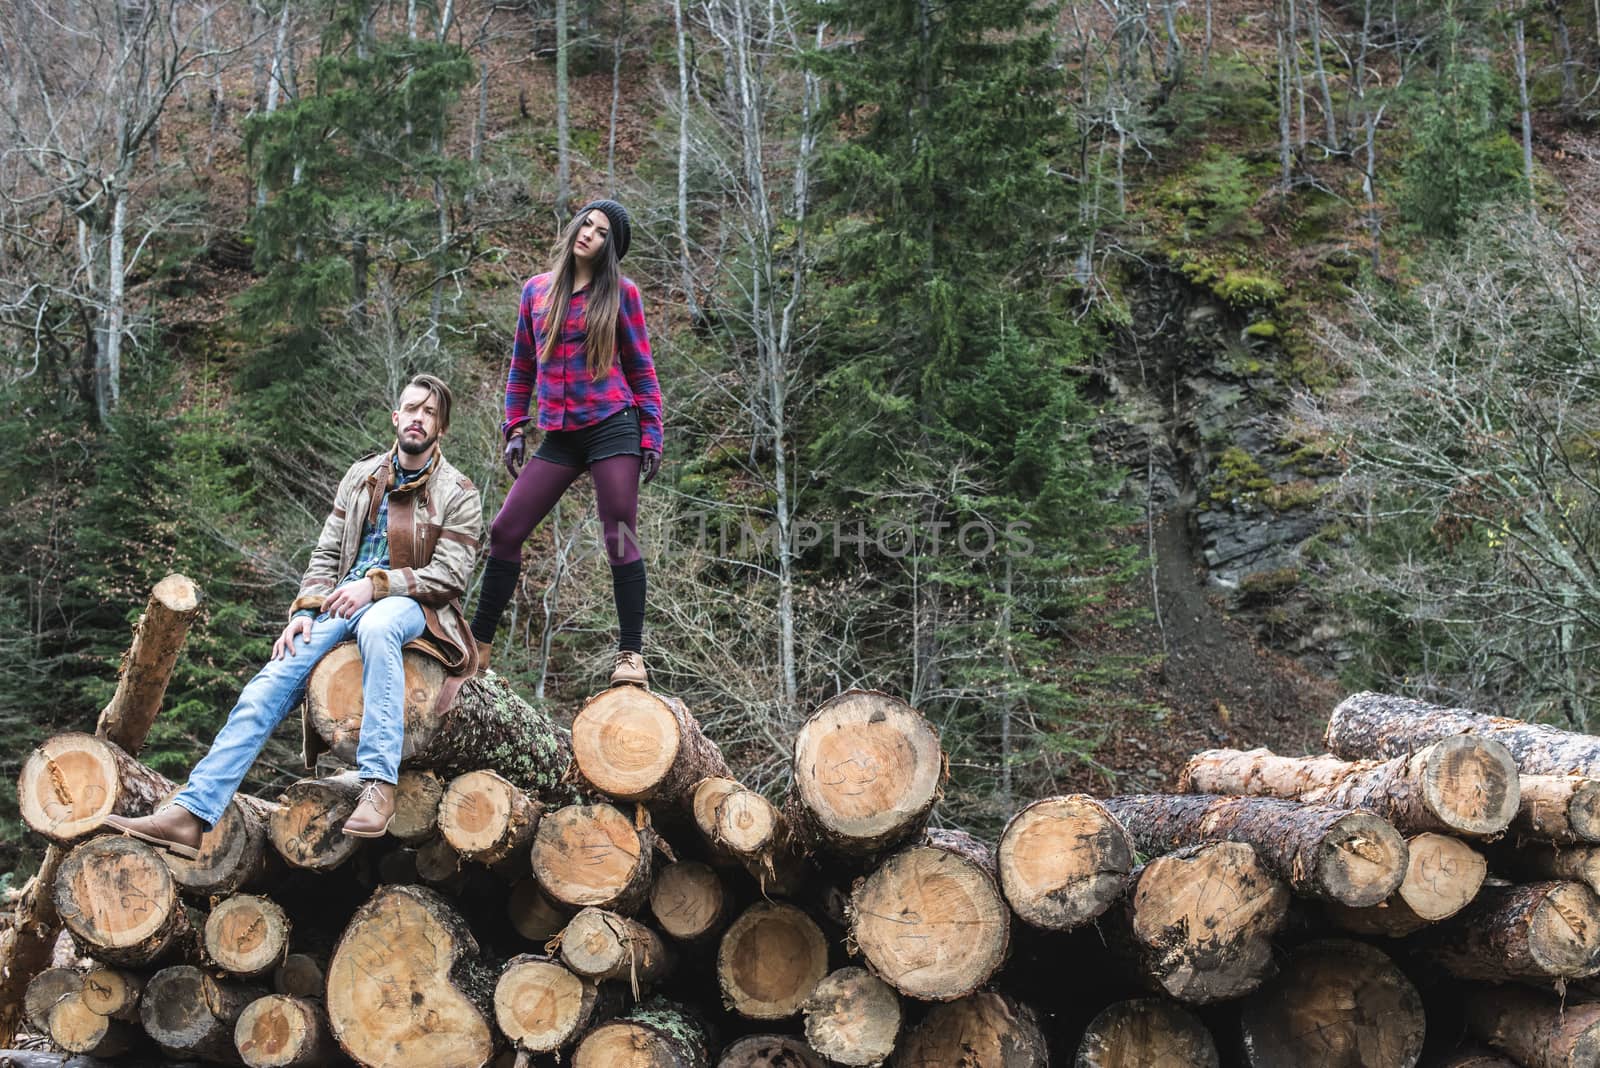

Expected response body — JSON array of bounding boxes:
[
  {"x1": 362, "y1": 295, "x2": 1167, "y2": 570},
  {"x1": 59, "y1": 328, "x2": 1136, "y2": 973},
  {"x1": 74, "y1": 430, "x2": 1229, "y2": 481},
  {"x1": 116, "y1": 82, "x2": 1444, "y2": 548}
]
[{"x1": 11, "y1": 591, "x2": 1600, "y2": 1067}]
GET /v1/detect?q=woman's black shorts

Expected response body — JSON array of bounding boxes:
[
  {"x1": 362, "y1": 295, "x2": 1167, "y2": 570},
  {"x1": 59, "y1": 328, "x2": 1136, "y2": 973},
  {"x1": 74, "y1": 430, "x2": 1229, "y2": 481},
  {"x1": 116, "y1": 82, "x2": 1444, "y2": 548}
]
[{"x1": 533, "y1": 406, "x2": 643, "y2": 468}]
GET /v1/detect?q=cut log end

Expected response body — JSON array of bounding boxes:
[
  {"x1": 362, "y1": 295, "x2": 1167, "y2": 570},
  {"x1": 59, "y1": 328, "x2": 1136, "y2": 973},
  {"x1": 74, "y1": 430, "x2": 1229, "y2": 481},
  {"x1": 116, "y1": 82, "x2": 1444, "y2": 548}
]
[
  {"x1": 19, "y1": 734, "x2": 171, "y2": 843},
  {"x1": 273, "y1": 953, "x2": 327, "y2": 1000},
  {"x1": 1074, "y1": 998, "x2": 1220, "y2": 1068},
  {"x1": 23, "y1": 968, "x2": 84, "y2": 1034},
  {"x1": 1318, "y1": 811, "x2": 1410, "y2": 907},
  {"x1": 508, "y1": 879, "x2": 569, "y2": 942},
  {"x1": 235, "y1": 994, "x2": 334, "y2": 1068},
  {"x1": 560, "y1": 908, "x2": 672, "y2": 984},
  {"x1": 204, "y1": 894, "x2": 290, "y2": 978},
  {"x1": 573, "y1": 687, "x2": 685, "y2": 799},
  {"x1": 269, "y1": 773, "x2": 365, "y2": 872},
  {"x1": 391, "y1": 769, "x2": 446, "y2": 844},
  {"x1": 718, "y1": 903, "x2": 830, "y2": 1021},
  {"x1": 1329, "y1": 833, "x2": 1486, "y2": 937},
  {"x1": 716, "y1": 789, "x2": 778, "y2": 854},
  {"x1": 78, "y1": 966, "x2": 140, "y2": 1020},
  {"x1": 531, "y1": 803, "x2": 650, "y2": 911},
  {"x1": 1422, "y1": 735, "x2": 1521, "y2": 836},
  {"x1": 305, "y1": 644, "x2": 447, "y2": 764},
  {"x1": 891, "y1": 991, "x2": 1048, "y2": 1068},
  {"x1": 650, "y1": 861, "x2": 726, "y2": 942},
  {"x1": 573, "y1": 1001, "x2": 708, "y2": 1068},
  {"x1": 53, "y1": 835, "x2": 183, "y2": 964},
  {"x1": 439, "y1": 769, "x2": 540, "y2": 864},
  {"x1": 494, "y1": 957, "x2": 596, "y2": 1054},
  {"x1": 802, "y1": 966, "x2": 901, "y2": 1067},
  {"x1": 718, "y1": 1035, "x2": 829, "y2": 1068},
  {"x1": 999, "y1": 795, "x2": 1134, "y2": 930},
  {"x1": 48, "y1": 991, "x2": 132, "y2": 1057},
  {"x1": 141, "y1": 965, "x2": 264, "y2": 1062},
  {"x1": 161, "y1": 791, "x2": 275, "y2": 896},
  {"x1": 1529, "y1": 881, "x2": 1600, "y2": 975},
  {"x1": 152, "y1": 572, "x2": 201, "y2": 613}
]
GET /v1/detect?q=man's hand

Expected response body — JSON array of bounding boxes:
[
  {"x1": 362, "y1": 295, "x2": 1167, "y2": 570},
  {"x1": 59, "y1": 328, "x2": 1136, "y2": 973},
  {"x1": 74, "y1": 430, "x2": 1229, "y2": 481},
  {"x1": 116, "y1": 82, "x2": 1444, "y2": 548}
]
[
  {"x1": 273, "y1": 615, "x2": 315, "y2": 660},
  {"x1": 323, "y1": 578, "x2": 376, "y2": 619},
  {"x1": 641, "y1": 448, "x2": 661, "y2": 485},
  {"x1": 504, "y1": 434, "x2": 528, "y2": 480}
]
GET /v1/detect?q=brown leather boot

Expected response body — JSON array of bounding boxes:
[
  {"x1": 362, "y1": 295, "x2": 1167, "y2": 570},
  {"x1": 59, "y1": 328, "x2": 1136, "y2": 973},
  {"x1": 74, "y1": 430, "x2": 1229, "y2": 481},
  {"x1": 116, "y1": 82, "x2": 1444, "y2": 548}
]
[
  {"x1": 342, "y1": 780, "x2": 397, "y2": 838},
  {"x1": 610, "y1": 649, "x2": 648, "y2": 688},
  {"x1": 104, "y1": 806, "x2": 204, "y2": 859},
  {"x1": 474, "y1": 638, "x2": 494, "y2": 678}
]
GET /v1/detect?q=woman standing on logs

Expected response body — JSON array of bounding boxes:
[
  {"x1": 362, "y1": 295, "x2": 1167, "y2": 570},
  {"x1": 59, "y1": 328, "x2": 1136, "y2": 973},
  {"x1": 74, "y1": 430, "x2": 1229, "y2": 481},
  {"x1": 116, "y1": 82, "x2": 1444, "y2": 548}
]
[{"x1": 469, "y1": 199, "x2": 665, "y2": 688}]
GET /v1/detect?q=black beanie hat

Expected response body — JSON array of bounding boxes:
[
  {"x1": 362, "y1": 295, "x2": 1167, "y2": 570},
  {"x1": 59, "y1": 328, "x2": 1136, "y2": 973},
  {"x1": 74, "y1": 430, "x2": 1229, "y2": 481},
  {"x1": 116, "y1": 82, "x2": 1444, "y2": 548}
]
[{"x1": 574, "y1": 199, "x2": 631, "y2": 261}]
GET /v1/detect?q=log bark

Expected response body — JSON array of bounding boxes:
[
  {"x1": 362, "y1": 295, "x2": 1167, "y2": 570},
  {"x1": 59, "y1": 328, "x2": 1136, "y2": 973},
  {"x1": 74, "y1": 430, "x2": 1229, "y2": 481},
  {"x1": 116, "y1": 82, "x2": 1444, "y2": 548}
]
[
  {"x1": 507, "y1": 879, "x2": 569, "y2": 942},
  {"x1": 571, "y1": 998, "x2": 709, "y2": 1068},
  {"x1": 1102, "y1": 794, "x2": 1408, "y2": 906},
  {"x1": 203, "y1": 895, "x2": 290, "y2": 979},
  {"x1": 717, "y1": 1036, "x2": 827, "y2": 1068},
  {"x1": 1238, "y1": 939, "x2": 1425, "y2": 1068},
  {"x1": 1328, "y1": 692, "x2": 1600, "y2": 777},
  {"x1": 890, "y1": 991, "x2": 1048, "y2": 1068},
  {"x1": 78, "y1": 967, "x2": 140, "y2": 1022},
  {"x1": 531, "y1": 803, "x2": 653, "y2": 913},
  {"x1": 96, "y1": 574, "x2": 201, "y2": 753},
  {"x1": 1074, "y1": 998, "x2": 1220, "y2": 1068},
  {"x1": 558, "y1": 907, "x2": 674, "y2": 987},
  {"x1": 1514, "y1": 775, "x2": 1600, "y2": 844},
  {"x1": 438, "y1": 770, "x2": 542, "y2": 868},
  {"x1": 712, "y1": 787, "x2": 809, "y2": 896},
  {"x1": 849, "y1": 831, "x2": 1009, "y2": 1002},
  {"x1": 1462, "y1": 984, "x2": 1600, "y2": 1067},
  {"x1": 47, "y1": 992, "x2": 135, "y2": 1058},
  {"x1": 802, "y1": 966, "x2": 901, "y2": 1067},
  {"x1": 23, "y1": 969, "x2": 83, "y2": 1034},
  {"x1": 1327, "y1": 832, "x2": 1486, "y2": 937},
  {"x1": 306, "y1": 651, "x2": 570, "y2": 797},
  {"x1": 788, "y1": 690, "x2": 944, "y2": 858},
  {"x1": 272, "y1": 954, "x2": 327, "y2": 1001},
  {"x1": 493, "y1": 955, "x2": 619, "y2": 1054},
  {"x1": 326, "y1": 884, "x2": 497, "y2": 1068},
  {"x1": 233, "y1": 995, "x2": 337, "y2": 1068},
  {"x1": 268, "y1": 774, "x2": 365, "y2": 873},
  {"x1": 717, "y1": 902, "x2": 830, "y2": 1021},
  {"x1": 162, "y1": 792, "x2": 277, "y2": 898},
  {"x1": 53, "y1": 836, "x2": 196, "y2": 968},
  {"x1": 1179, "y1": 737, "x2": 1520, "y2": 838},
  {"x1": 414, "y1": 836, "x2": 464, "y2": 889},
  {"x1": 390, "y1": 769, "x2": 445, "y2": 845},
  {"x1": 997, "y1": 795, "x2": 1134, "y2": 930},
  {"x1": 1418, "y1": 879, "x2": 1600, "y2": 982},
  {"x1": 18, "y1": 734, "x2": 175, "y2": 845},
  {"x1": 1489, "y1": 841, "x2": 1600, "y2": 894},
  {"x1": 572, "y1": 688, "x2": 730, "y2": 805},
  {"x1": 1114, "y1": 841, "x2": 1290, "y2": 1004},
  {"x1": 649, "y1": 861, "x2": 728, "y2": 943},
  {"x1": 140, "y1": 965, "x2": 265, "y2": 1064}
]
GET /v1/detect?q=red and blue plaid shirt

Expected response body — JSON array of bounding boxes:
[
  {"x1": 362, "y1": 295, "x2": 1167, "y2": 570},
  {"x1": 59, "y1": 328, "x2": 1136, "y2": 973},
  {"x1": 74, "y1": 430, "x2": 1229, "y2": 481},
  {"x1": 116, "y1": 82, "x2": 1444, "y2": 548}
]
[{"x1": 502, "y1": 272, "x2": 665, "y2": 454}]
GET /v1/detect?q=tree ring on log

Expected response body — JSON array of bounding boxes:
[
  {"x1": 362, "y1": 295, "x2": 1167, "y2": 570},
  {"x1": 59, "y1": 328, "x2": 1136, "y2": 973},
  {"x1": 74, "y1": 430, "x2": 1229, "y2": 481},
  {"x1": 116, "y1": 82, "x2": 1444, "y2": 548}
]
[
  {"x1": 494, "y1": 958, "x2": 590, "y2": 1053},
  {"x1": 205, "y1": 894, "x2": 289, "y2": 977},
  {"x1": 718, "y1": 903, "x2": 830, "y2": 1020},
  {"x1": 1296, "y1": 811, "x2": 1409, "y2": 908},
  {"x1": 305, "y1": 644, "x2": 447, "y2": 762},
  {"x1": 531, "y1": 803, "x2": 648, "y2": 909},
  {"x1": 572, "y1": 688, "x2": 684, "y2": 800},
  {"x1": 650, "y1": 861, "x2": 725, "y2": 942},
  {"x1": 999, "y1": 795, "x2": 1134, "y2": 930},
  {"x1": 1426, "y1": 735, "x2": 1520, "y2": 836},
  {"x1": 1529, "y1": 882, "x2": 1600, "y2": 975},
  {"x1": 54, "y1": 835, "x2": 178, "y2": 954}
]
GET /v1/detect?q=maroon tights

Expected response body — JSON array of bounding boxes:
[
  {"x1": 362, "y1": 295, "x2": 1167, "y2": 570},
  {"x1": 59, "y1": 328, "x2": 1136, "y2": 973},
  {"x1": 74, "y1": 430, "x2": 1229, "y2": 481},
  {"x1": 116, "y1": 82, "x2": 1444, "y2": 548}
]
[{"x1": 488, "y1": 454, "x2": 643, "y2": 566}]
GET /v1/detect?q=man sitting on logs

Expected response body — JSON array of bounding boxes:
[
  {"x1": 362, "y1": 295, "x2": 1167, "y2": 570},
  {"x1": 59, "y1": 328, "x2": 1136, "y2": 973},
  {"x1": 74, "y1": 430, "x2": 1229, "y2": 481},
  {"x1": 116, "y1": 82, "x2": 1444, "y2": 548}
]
[{"x1": 107, "y1": 374, "x2": 483, "y2": 855}]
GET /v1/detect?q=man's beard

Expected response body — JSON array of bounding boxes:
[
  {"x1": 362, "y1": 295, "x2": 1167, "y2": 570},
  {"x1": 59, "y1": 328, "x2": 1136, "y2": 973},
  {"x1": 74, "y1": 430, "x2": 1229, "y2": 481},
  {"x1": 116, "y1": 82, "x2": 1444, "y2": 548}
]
[{"x1": 399, "y1": 430, "x2": 438, "y2": 456}]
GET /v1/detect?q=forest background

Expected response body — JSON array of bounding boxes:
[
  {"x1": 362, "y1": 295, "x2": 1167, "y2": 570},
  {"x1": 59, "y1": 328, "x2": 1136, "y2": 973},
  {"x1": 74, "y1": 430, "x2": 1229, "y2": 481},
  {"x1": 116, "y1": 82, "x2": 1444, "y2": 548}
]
[{"x1": 4, "y1": 0, "x2": 1598, "y2": 881}]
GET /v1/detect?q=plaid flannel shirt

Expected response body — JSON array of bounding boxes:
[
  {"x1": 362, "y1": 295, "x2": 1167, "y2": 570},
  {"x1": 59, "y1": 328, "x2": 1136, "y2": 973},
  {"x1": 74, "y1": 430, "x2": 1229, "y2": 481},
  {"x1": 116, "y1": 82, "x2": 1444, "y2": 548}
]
[{"x1": 501, "y1": 272, "x2": 665, "y2": 454}]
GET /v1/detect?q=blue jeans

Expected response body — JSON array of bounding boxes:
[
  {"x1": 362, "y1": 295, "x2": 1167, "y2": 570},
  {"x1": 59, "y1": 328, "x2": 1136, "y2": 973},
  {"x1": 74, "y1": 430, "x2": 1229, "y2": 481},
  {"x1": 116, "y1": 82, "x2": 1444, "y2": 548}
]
[{"x1": 170, "y1": 596, "x2": 426, "y2": 827}]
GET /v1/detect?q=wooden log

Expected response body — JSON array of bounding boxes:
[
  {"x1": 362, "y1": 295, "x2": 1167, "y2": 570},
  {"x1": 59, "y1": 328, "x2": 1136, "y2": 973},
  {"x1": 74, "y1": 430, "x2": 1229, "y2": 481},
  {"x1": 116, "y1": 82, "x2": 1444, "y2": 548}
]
[
  {"x1": 713, "y1": 787, "x2": 809, "y2": 896},
  {"x1": 1515, "y1": 776, "x2": 1600, "y2": 844},
  {"x1": 649, "y1": 861, "x2": 728, "y2": 943},
  {"x1": 46, "y1": 992, "x2": 135, "y2": 1058},
  {"x1": 161, "y1": 793, "x2": 277, "y2": 898},
  {"x1": 507, "y1": 879, "x2": 569, "y2": 943},
  {"x1": 802, "y1": 966, "x2": 900, "y2": 1067},
  {"x1": 1489, "y1": 841, "x2": 1600, "y2": 894},
  {"x1": 717, "y1": 1035, "x2": 828, "y2": 1068},
  {"x1": 306, "y1": 651, "x2": 571, "y2": 797},
  {"x1": 1238, "y1": 938, "x2": 1424, "y2": 1068},
  {"x1": 848, "y1": 831, "x2": 1010, "y2": 1002},
  {"x1": 17, "y1": 734, "x2": 175, "y2": 845},
  {"x1": 531, "y1": 803, "x2": 653, "y2": 913},
  {"x1": 204, "y1": 896, "x2": 290, "y2": 980},
  {"x1": 78, "y1": 967, "x2": 140, "y2": 1022},
  {"x1": 1179, "y1": 738, "x2": 1520, "y2": 838},
  {"x1": 53, "y1": 836, "x2": 196, "y2": 968},
  {"x1": 572, "y1": 688, "x2": 730, "y2": 805},
  {"x1": 493, "y1": 955, "x2": 619, "y2": 1055},
  {"x1": 414, "y1": 836, "x2": 464, "y2": 889},
  {"x1": 23, "y1": 968, "x2": 83, "y2": 1035},
  {"x1": 997, "y1": 795, "x2": 1134, "y2": 930},
  {"x1": 233, "y1": 995, "x2": 337, "y2": 1068},
  {"x1": 1327, "y1": 832, "x2": 1487, "y2": 937},
  {"x1": 890, "y1": 991, "x2": 1048, "y2": 1068},
  {"x1": 326, "y1": 884, "x2": 497, "y2": 1068},
  {"x1": 268, "y1": 774, "x2": 365, "y2": 873},
  {"x1": 717, "y1": 902, "x2": 830, "y2": 1021},
  {"x1": 1328, "y1": 692, "x2": 1600, "y2": 776},
  {"x1": 272, "y1": 954, "x2": 327, "y2": 1001},
  {"x1": 438, "y1": 770, "x2": 541, "y2": 868},
  {"x1": 1102, "y1": 794, "x2": 1408, "y2": 907},
  {"x1": 559, "y1": 908, "x2": 674, "y2": 986},
  {"x1": 571, "y1": 998, "x2": 708, "y2": 1068},
  {"x1": 390, "y1": 769, "x2": 445, "y2": 845},
  {"x1": 1427, "y1": 1051, "x2": 1520, "y2": 1068},
  {"x1": 1114, "y1": 841, "x2": 1290, "y2": 1004},
  {"x1": 689, "y1": 777, "x2": 746, "y2": 870},
  {"x1": 0, "y1": 853, "x2": 67, "y2": 1046},
  {"x1": 141, "y1": 965, "x2": 265, "y2": 1064},
  {"x1": 1462, "y1": 984, "x2": 1600, "y2": 1068},
  {"x1": 787, "y1": 690, "x2": 944, "y2": 858},
  {"x1": 1074, "y1": 998, "x2": 1219, "y2": 1068},
  {"x1": 1418, "y1": 879, "x2": 1600, "y2": 981},
  {"x1": 96, "y1": 573, "x2": 202, "y2": 751}
]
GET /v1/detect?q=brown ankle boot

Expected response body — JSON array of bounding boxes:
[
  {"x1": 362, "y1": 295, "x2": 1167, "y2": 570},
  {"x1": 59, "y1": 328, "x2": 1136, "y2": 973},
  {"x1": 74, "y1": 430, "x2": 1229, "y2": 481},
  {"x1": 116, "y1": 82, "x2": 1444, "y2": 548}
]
[
  {"x1": 105, "y1": 806, "x2": 204, "y2": 859},
  {"x1": 610, "y1": 650, "x2": 648, "y2": 688},
  {"x1": 474, "y1": 638, "x2": 494, "y2": 678},
  {"x1": 342, "y1": 780, "x2": 397, "y2": 838}
]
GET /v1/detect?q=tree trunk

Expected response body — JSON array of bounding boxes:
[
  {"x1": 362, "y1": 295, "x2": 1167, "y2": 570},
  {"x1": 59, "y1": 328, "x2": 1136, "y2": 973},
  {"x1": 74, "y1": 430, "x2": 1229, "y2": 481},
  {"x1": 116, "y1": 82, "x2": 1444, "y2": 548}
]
[
  {"x1": 204, "y1": 895, "x2": 290, "y2": 979},
  {"x1": 18, "y1": 733, "x2": 176, "y2": 844},
  {"x1": 23, "y1": 969, "x2": 83, "y2": 1035},
  {"x1": 717, "y1": 902, "x2": 830, "y2": 1021},
  {"x1": 1102, "y1": 794, "x2": 1408, "y2": 907},
  {"x1": 1115, "y1": 842, "x2": 1290, "y2": 1004},
  {"x1": 46, "y1": 992, "x2": 135, "y2": 1058},
  {"x1": 391, "y1": 768, "x2": 446, "y2": 845},
  {"x1": 1463, "y1": 984, "x2": 1600, "y2": 1068},
  {"x1": 891, "y1": 991, "x2": 1048, "y2": 1068},
  {"x1": 272, "y1": 953, "x2": 327, "y2": 1000},
  {"x1": 1328, "y1": 692, "x2": 1600, "y2": 777},
  {"x1": 97, "y1": 573, "x2": 201, "y2": 751},
  {"x1": 164, "y1": 791, "x2": 278, "y2": 897},
  {"x1": 1179, "y1": 738, "x2": 1520, "y2": 837},
  {"x1": 718, "y1": 1035, "x2": 827, "y2": 1068},
  {"x1": 507, "y1": 879, "x2": 570, "y2": 943},
  {"x1": 438, "y1": 770, "x2": 542, "y2": 869},
  {"x1": 494, "y1": 955, "x2": 620, "y2": 1054},
  {"x1": 710, "y1": 786, "x2": 808, "y2": 896},
  {"x1": 998, "y1": 794, "x2": 1135, "y2": 930},
  {"x1": 327, "y1": 885, "x2": 497, "y2": 1068},
  {"x1": 1418, "y1": 880, "x2": 1600, "y2": 982},
  {"x1": 849, "y1": 832, "x2": 1010, "y2": 1002},
  {"x1": 1238, "y1": 939, "x2": 1425, "y2": 1068},
  {"x1": 572, "y1": 999, "x2": 709, "y2": 1068},
  {"x1": 531, "y1": 803, "x2": 654, "y2": 914},
  {"x1": 234, "y1": 995, "x2": 338, "y2": 1068},
  {"x1": 572, "y1": 689, "x2": 730, "y2": 806},
  {"x1": 802, "y1": 967, "x2": 901, "y2": 1067},
  {"x1": 648, "y1": 861, "x2": 728, "y2": 943},
  {"x1": 141, "y1": 965, "x2": 266, "y2": 1063},
  {"x1": 306, "y1": 652, "x2": 571, "y2": 797},
  {"x1": 1514, "y1": 776, "x2": 1600, "y2": 843},
  {"x1": 268, "y1": 773, "x2": 365, "y2": 873},
  {"x1": 1326, "y1": 832, "x2": 1486, "y2": 937},
  {"x1": 78, "y1": 966, "x2": 141, "y2": 1022},
  {"x1": 559, "y1": 907, "x2": 673, "y2": 989},
  {"x1": 53, "y1": 837, "x2": 196, "y2": 968},
  {"x1": 787, "y1": 690, "x2": 944, "y2": 858},
  {"x1": 1074, "y1": 998, "x2": 1220, "y2": 1068}
]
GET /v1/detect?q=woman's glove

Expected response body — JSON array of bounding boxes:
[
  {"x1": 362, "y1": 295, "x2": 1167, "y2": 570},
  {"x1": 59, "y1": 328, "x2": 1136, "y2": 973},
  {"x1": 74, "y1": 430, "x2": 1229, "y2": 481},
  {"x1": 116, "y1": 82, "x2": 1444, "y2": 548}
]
[
  {"x1": 504, "y1": 433, "x2": 528, "y2": 479},
  {"x1": 641, "y1": 449, "x2": 661, "y2": 485}
]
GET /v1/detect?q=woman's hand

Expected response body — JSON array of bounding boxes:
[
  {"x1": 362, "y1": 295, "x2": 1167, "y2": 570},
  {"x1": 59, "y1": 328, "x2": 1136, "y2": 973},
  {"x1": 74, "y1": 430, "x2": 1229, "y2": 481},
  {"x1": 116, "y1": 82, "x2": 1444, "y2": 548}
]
[
  {"x1": 504, "y1": 434, "x2": 528, "y2": 480},
  {"x1": 641, "y1": 449, "x2": 661, "y2": 485}
]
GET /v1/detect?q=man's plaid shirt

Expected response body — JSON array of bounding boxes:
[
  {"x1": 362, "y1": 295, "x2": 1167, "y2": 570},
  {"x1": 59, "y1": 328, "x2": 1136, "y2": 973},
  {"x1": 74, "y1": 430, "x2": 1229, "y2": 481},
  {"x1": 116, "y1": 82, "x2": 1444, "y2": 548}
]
[{"x1": 501, "y1": 272, "x2": 665, "y2": 454}]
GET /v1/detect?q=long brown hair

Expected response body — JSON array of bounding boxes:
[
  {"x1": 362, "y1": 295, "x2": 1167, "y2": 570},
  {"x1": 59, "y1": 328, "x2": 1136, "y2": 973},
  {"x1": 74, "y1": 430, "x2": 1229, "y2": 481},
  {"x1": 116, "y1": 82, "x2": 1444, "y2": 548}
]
[{"x1": 534, "y1": 208, "x2": 622, "y2": 379}]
